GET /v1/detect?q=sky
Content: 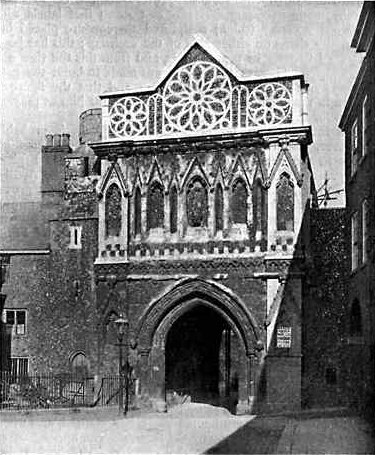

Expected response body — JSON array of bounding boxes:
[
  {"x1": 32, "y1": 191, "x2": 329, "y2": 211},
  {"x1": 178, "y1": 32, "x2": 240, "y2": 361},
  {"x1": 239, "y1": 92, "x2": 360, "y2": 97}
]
[{"x1": 0, "y1": 1, "x2": 363, "y2": 205}]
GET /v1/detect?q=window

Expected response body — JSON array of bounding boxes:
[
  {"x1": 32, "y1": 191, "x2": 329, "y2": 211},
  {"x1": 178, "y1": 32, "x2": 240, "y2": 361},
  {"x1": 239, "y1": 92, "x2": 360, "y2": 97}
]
[
  {"x1": 215, "y1": 184, "x2": 224, "y2": 232},
  {"x1": 350, "y1": 299, "x2": 362, "y2": 336},
  {"x1": 362, "y1": 199, "x2": 369, "y2": 264},
  {"x1": 232, "y1": 179, "x2": 248, "y2": 224},
  {"x1": 253, "y1": 179, "x2": 265, "y2": 234},
  {"x1": 2, "y1": 309, "x2": 26, "y2": 335},
  {"x1": 147, "y1": 182, "x2": 164, "y2": 230},
  {"x1": 325, "y1": 367, "x2": 337, "y2": 385},
  {"x1": 277, "y1": 173, "x2": 294, "y2": 231},
  {"x1": 10, "y1": 357, "x2": 29, "y2": 377},
  {"x1": 351, "y1": 120, "x2": 358, "y2": 175},
  {"x1": 134, "y1": 187, "x2": 142, "y2": 237},
  {"x1": 105, "y1": 184, "x2": 122, "y2": 237},
  {"x1": 170, "y1": 186, "x2": 178, "y2": 234},
  {"x1": 362, "y1": 96, "x2": 368, "y2": 157},
  {"x1": 351, "y1": 211, "x2": 359, "y2": 271},
  {"x1": 70, "y1": 352, "x2": 89, "y2": 378},
  {"x1": 69, "y1": 225, "x2": 82, "y2": 249},
  {"x1": 186, "y1": 177, "x2": 208, "y2": 227}
]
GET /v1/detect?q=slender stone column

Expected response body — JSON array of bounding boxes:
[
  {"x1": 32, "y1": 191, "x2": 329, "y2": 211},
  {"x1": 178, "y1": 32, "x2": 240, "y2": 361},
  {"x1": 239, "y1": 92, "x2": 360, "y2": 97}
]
[
  {"x1": 141, "y1": 192, "x2": 147, "y2": 237},
  {"x1": 165, "y1": 191, "x2": 171, "y2": 234},
  {"x1": 236, "y1": 352, "x2": 256, "y2": 415},
  {"x1": 137, "y1": 349, "x2": 151, "y2": 406},
  {"x1": 223, "y1": 188, "x2": 230, "y2": 232},
  {"x1": 147, "y1": 345, "x2": 167, "y2": 413}
]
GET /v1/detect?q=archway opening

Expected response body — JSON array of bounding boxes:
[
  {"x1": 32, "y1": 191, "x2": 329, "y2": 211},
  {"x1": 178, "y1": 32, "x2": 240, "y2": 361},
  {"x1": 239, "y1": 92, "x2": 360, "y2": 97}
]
[{"x1": 165, "y1": 304, "x2": 241, "y2": 410}]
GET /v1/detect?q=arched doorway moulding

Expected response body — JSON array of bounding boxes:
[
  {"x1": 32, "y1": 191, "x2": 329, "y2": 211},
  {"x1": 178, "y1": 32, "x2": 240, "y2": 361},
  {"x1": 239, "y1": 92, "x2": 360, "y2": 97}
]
[
  {"x1": 152, "y1": 297, "x2": 243, "y2": 352},
  {"x1": 135, "y1": 277, "x2": 263, "y2": 356}
]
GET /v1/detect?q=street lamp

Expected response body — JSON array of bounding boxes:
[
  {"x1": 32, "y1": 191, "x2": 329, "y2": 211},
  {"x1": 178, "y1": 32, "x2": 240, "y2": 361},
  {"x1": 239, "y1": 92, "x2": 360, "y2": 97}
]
[{"x1": 114, "y1": 314, "x2": 129, "y2": 416}]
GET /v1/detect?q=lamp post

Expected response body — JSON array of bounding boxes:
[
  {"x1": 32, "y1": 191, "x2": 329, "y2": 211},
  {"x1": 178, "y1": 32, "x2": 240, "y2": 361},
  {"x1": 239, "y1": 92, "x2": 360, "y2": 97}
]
[{"x1": 115, "y1": 314, "x2": 129, "y2": 416}]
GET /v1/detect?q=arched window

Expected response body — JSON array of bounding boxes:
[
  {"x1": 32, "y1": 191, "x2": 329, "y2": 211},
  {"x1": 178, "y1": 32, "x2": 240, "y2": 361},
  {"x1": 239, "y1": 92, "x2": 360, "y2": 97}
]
[
  {"x1": 147, "y1": 181, "x2": 164, "y2": 230},
  {"x1": 232, "y1": 179, "x2": 248, "y2": 224},
  {"x1": 277, "y1": 173, "x2": 294, "y2": 231},
  {"x1": 215, "y1": 184, "x2": 224, "y2": 232},
  {"x1": 253, "y1": 179, "x2": 265, "y2": 233},
  {"x1": 170, "y1": 186, "x2": 178, "y2": 234},
  {"x1": 70, "y1": 352, "x2": 89, "y2": 378},
  {"x1": 186, "y1": 177, "x2": 208, "y2": 227},
  {"x1": 134, "y1": 187, "x2": 142, "y2": 236},
  {"x1": 105, "y1": 184, "x2": 122, "y2": 237},
  {"x1": 350, "y1": 299, "x2": 362, "y2": 336}
]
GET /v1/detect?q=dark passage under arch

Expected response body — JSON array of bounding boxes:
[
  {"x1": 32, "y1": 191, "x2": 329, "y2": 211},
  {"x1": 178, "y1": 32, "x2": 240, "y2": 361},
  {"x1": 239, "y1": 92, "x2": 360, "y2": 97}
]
[{"x1": 165, "y1": 304, "x2": 240, "y2": 410}]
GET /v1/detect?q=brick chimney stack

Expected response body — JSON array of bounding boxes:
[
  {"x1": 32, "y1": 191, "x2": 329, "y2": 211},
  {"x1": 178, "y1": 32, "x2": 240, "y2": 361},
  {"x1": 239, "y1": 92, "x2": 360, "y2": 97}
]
[{"x1": 41, "y1": 132, "x2": 72, "y2": 209}]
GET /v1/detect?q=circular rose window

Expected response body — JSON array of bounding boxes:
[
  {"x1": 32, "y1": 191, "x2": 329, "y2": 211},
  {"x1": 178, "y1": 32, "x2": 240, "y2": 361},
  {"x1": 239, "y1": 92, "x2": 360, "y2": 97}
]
[
  {"x1": 248, "y1": 82, "x2": 291, "y2": 126},
  {"x1": 164, "y1": 61, "x2": 231, "y2": 133},
  {"x1": 109, "y1": 97, "x2": 147, "y2": 138}
]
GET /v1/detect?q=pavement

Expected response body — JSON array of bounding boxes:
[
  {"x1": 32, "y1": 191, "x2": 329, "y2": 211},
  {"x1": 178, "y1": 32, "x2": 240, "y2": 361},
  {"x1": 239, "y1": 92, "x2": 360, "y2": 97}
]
[
  {"x1": 0, "y1": 404, "x2": 253, "y2": 454},
  {"x1": 0, "y1": 404, "x2": 374, "y2": 454},
  {"x1": 276, "y1": 414, "x2": 375, "y2": 454}
]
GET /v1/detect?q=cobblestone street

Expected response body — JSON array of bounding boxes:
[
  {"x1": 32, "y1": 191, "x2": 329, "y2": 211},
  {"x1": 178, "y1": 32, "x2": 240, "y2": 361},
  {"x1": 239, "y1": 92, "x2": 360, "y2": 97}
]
[{"x1": 1, "y1": 405, "x2": 374, "y2": 454}]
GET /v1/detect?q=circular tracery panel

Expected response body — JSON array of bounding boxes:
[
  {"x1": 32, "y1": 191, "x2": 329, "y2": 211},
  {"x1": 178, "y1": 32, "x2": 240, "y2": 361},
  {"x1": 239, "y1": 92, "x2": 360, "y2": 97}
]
[
  {"x1": 109, "y1": 97, "x2": 147, "y2": 138},
  {"x1": 164, "y1": 61, "x2": 231, "y2": 133},
  {"x1": 248, "y1": 83, "x2": 291, "y2": 126}
]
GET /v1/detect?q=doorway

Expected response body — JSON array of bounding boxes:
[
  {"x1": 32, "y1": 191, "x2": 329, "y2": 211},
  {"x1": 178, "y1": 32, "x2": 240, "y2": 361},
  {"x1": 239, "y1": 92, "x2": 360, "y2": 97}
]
[{"x1": 165, "y1": 304, "x2": 238, "y2": 410}]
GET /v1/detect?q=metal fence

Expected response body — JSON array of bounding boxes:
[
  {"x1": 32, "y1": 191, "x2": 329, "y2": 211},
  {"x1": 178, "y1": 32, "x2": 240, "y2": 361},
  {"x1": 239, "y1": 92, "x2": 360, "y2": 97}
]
[
  {"x1": 94, "y1": 375, "x2": 121, "y2": 407},
  {"x1": 0, "y1": 372, "x2": 128, "y2": 411}
]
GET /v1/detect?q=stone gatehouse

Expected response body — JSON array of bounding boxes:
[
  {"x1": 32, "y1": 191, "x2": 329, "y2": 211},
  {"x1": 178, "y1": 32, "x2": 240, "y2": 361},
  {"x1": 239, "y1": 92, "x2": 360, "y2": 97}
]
[{"x1": 1, "y1": 38, "x2": 349, "y2": 413}]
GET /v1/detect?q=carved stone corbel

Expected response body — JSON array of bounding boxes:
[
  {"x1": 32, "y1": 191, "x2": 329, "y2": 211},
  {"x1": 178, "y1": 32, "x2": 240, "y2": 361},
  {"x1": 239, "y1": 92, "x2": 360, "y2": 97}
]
[
  {"x1": 107, "y1": 152, "x2": 118, "y2": 163},
  {"x1": 279, "y1": 135, "x2": 290, "y2": 151}
]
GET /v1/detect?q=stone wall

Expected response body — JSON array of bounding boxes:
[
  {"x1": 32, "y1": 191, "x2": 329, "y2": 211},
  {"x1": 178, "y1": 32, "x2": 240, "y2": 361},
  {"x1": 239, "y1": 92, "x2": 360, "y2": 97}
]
[
  {"x1": 303, "y1": 207, "x2": 349, "y2": 408},
  {"x1": 2, "y1": 181, "x2": 99, "y2": 375}
]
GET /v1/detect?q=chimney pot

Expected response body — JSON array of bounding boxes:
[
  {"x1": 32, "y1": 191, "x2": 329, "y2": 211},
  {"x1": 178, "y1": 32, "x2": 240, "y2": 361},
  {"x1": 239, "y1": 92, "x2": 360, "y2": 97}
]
[
  {"x1": 61, "y1": 133, "x2": 70, "y2": 146},
  {"x1": 45, "y1": 134, "x2": 53, "y2": 146},
  {"x1": 53, "y1": 134, "x2": 61, "y2": 147}
]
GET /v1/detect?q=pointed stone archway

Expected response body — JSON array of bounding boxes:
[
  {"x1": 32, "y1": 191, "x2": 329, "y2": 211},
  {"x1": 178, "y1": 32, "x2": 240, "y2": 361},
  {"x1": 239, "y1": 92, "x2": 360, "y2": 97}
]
[
  {"x1": 135, "y1": 277, "x2": 262, "y2": 414},
  {"x1": 165, "y1": 303, "x2": 242, "y2": 412}
]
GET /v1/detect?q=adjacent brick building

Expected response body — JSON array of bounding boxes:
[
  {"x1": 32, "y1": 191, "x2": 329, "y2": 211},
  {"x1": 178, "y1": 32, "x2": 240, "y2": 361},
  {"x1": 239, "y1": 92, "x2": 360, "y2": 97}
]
[
  {"x1": 339, "y1": 2, "x2": 375, "y2": 412},
  {"x1": 1, "y1": 37, "x2": 352, "y2": 413}
]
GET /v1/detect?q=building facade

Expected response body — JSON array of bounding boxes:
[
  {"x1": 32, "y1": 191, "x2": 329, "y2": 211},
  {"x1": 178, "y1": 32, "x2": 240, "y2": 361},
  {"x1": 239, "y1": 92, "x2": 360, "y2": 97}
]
[
  {"x1": 2, "y1": 38, "x2": 353, "y2": 413},
  {"x1": 339, "y1": 2, "x2": 375, "y2": 412}
]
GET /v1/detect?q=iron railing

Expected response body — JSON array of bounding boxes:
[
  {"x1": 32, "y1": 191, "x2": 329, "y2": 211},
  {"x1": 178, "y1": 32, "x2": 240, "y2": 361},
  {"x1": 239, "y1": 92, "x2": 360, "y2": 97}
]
[{"x1": 0, "y1": 372, "x2": 132, "y2": 411}]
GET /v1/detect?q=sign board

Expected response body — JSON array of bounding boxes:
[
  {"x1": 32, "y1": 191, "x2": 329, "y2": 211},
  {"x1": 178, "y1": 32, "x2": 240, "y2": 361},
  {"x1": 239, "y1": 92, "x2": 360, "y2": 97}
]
[{"x1": 277, "y1": 326, "x2": 292, "y2": 348}]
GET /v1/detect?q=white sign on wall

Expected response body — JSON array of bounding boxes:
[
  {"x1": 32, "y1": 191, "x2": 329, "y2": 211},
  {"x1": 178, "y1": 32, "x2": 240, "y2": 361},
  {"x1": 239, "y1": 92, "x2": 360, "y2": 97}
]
[{"x1": 277, "y1": 326, "x2": 292, "y2": 348}]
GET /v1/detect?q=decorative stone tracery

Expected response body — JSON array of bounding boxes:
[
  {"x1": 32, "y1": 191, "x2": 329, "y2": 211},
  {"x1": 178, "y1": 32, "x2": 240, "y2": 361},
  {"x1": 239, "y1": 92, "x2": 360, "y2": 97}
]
[
  {"x1": 97, "y1": 147, "x2": 274, "y2": 252},
  {"x1": 164, "y1": 61, "x2": 232, "y2": 133},
  {"x1": 248, "y1": 82, "x2": 292, "y2": 126},
  {"x1": 109, "y1": 97, "x2": 147, "y2": 138},
  {"x1": 105, "y1": 52, "x2": 298, "y2": 140}
]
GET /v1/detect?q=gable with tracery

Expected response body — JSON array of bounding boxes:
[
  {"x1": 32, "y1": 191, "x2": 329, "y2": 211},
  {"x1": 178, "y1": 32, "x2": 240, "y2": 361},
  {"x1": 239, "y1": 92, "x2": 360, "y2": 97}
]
[{"x1": 101, "y1": 39, "x2": 307, "y2": 142}]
